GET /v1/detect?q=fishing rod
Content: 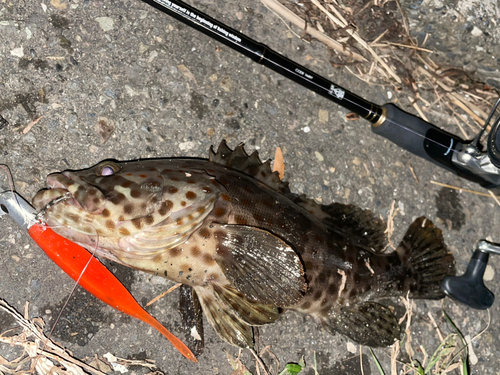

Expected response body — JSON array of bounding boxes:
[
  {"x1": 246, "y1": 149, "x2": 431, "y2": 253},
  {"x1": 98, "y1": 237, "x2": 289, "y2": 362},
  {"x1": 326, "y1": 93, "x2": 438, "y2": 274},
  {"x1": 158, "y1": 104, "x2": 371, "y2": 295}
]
[{"x1": 141, "y1": 0, "x2": 500, "y2": 190}]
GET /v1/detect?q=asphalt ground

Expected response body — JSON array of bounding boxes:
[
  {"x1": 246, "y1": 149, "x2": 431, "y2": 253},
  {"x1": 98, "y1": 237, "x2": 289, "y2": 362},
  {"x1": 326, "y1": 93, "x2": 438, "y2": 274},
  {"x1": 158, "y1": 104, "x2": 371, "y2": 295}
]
[{"x1": 0, "y1": 0, "x2": 499, "y2": 374}]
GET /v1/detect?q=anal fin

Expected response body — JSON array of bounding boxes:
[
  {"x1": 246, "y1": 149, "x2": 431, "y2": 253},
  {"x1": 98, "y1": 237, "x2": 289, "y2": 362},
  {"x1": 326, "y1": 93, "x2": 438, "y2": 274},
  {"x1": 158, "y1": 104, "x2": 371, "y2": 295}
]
[{"x1": 324, "y1": 302, "x2": 401, "y2": 347}]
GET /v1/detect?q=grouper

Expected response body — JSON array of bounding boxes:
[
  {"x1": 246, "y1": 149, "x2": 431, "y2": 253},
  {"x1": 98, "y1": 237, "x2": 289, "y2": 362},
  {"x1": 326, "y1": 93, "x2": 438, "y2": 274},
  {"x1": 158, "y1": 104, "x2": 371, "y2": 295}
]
[{"x1": 32, "y1": 141, "x2": 455, "y2": 349}]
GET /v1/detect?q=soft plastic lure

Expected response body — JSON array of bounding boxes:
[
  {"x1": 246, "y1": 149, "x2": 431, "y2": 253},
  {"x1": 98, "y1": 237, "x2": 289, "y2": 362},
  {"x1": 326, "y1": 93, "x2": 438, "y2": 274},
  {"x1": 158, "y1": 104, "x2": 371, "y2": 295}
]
[{"x1": 0, "y1": 190, "x2": 196, "y2": 362}]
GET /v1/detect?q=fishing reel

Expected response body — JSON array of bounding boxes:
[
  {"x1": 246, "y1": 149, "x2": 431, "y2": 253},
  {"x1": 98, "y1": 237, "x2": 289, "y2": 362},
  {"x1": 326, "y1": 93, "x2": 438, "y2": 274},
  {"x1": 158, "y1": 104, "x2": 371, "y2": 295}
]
[
  {"x1": 442, "y1": 240, "x2": 500, "y2": 310},
  {"x1": 451, "y1": 98, "x2": 500, "y2": 188}
]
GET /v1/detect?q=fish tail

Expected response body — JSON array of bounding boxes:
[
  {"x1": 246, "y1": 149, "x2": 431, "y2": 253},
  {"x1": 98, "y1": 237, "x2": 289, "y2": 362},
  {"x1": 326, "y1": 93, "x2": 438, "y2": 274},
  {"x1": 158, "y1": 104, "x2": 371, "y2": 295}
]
[{"x1": 397, "y1": 217, "x2": 455, "y2": 299}]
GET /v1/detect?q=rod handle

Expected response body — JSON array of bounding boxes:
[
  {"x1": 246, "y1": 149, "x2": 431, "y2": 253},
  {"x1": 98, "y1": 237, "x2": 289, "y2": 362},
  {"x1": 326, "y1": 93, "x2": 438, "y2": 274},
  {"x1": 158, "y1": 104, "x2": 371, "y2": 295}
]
[{"x1": 371, "y1": 103, "x2": 462, "y2": 170}]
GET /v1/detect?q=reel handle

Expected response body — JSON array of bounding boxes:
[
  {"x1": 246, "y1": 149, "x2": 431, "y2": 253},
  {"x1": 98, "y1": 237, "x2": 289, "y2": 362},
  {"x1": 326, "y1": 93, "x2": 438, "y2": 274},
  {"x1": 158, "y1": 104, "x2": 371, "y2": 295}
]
[{"x1": 441, "y1": 240, "x2": 500, "y2": 310}]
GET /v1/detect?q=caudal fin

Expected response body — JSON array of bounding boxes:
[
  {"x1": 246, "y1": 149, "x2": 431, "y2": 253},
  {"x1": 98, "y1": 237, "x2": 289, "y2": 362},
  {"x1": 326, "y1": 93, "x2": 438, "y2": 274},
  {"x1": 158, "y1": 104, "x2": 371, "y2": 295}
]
[{"x1": 397, "y1": 217, "x2": 455, "y2": 299}]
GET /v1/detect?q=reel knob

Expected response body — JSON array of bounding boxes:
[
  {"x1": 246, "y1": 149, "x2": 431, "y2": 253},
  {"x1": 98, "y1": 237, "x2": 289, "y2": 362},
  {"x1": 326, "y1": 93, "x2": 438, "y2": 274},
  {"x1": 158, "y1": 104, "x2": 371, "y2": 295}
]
[{"x1": 441, "y1": 240, "x2": 500, "y2": 310}]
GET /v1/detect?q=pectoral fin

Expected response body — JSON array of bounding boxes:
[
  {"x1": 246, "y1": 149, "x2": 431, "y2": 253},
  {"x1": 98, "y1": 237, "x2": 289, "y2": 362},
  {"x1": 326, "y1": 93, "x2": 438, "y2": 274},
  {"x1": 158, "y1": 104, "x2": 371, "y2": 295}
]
[
  {"x1": 212, "y1": 224, "x2": 306, "y2": 306},
  {"x1": 324, "y1": 302, "x2": 401, "y2": 347}
]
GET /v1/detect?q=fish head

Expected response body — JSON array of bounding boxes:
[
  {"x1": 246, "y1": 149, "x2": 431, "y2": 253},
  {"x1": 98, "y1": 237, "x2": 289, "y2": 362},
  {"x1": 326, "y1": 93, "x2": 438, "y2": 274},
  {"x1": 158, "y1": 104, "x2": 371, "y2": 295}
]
[{"x1": 32, "y1": 160, "x2": 165, "y2": 238}]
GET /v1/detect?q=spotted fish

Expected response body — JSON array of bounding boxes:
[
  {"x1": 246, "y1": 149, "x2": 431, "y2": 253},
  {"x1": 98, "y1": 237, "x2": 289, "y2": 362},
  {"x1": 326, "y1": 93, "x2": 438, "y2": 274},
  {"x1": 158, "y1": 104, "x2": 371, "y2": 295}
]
[{"x1": 33, "y1": 141, "x2": 455, "y2": 349}]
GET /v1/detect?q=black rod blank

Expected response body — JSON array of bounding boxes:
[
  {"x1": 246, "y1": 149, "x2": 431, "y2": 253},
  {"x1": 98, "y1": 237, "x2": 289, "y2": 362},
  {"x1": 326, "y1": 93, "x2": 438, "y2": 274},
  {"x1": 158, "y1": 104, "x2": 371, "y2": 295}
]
[
  {"x1": 139, "y1": 0, "x2": 500, "y2": 188},
  {"x1": 142, "y1": 0, "x2": 384, "y2": 123}
]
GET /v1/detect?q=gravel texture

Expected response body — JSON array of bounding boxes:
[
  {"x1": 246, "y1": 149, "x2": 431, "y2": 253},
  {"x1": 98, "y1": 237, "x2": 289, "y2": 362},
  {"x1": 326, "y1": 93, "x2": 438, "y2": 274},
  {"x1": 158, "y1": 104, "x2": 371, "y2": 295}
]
[{"x1": 0, "y1": 0, "x2": 499, "y2": 374}]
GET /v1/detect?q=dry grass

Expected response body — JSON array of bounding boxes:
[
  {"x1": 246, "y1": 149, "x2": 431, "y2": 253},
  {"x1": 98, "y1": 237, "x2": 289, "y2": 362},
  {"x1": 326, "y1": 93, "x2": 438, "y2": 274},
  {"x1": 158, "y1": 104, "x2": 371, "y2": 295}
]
[
  {"x1": 0, "y1": 299, "x2": 158, "y2": 375},
  {"x1": 261, "y1": 0, "x2": 498, "y2": 142}
]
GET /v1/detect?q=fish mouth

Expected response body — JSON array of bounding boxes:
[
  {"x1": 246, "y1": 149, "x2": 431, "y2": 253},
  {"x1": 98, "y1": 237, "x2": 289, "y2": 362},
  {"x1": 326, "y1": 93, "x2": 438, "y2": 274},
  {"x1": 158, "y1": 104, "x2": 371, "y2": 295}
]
[{"x1": 33, "y1": 172, "x2": 106, "y2": 215}]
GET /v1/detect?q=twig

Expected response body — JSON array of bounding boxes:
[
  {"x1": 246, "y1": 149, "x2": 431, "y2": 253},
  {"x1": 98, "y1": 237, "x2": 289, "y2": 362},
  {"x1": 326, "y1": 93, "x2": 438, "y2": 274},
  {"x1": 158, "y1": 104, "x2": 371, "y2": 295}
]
[
  {"x1": 146, "y1": 283, "x2": 182, "y2": 306},
  {"x1": 430, "y1": 180, "x2": 493, "y2": 198},
  {"x1": 260, "y1": 0, "x2": 365, "y2": 62},
  {"x1": 372, "y1": 42, "x2": 432, "y2": 52},
  {"x1": 488, "y1": 190, "x2": 500, "y2": 207},
  {"x1": 409, "y1": 163, "x2": 419, "y2": 183},
  {"x1": 427, "y1": 311, "x2": 444, "y2": 342},
  {"x1": 23, "y1": 116, "x2": 43, "y2": 134},
  {"x1": 337, "y1": 269, "x2": 347, "y2": 298},
  {"x1": 310, "y1": 0, "x2": 401, "y2": 82},
  {"x1": 410, "y1": 98, "x2": 429, "y2": 122}
]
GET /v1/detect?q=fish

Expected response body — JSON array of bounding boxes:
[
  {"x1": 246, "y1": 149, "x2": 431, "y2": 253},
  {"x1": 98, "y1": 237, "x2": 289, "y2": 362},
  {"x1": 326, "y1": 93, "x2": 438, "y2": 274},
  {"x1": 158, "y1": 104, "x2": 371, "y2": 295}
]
[{"x1": 32, "y1": 141, "x2": 455, "y2": 350}]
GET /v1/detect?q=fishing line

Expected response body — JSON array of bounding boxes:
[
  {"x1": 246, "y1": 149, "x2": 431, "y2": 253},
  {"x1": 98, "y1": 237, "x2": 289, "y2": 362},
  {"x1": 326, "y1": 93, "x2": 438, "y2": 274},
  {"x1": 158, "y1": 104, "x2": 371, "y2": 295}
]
[
  {"x1": 0, "y1": 166, "x2": 100, "y2": 373},
  {"x1": 0, "y1": 165, "x2": 38, "y2": 228},
  {"x1": 31, "y1": 218, "x2": 101, "y2": 374}
]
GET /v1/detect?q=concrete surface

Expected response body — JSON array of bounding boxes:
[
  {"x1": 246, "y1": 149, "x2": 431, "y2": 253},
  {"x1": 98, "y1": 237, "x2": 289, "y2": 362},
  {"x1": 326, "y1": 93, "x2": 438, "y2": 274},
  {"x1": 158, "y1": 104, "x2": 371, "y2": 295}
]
[{"x1": 0, "y1": 0, "x2": 499, "y2": 374}]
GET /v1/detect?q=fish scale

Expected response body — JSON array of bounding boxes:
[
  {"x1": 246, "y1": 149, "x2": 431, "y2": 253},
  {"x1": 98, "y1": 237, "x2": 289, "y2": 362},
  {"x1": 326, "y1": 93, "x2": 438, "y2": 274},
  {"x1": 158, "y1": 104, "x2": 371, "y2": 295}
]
[{"x1": 33, "y1": 141, "x2": 455, "y2": 350}]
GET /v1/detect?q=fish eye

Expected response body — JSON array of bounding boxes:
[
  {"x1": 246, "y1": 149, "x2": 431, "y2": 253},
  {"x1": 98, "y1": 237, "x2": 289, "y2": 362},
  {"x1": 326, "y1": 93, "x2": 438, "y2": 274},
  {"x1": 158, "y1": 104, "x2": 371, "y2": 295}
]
[{"x1": 95, "y1": 162, "x2": 121, "y2": 176}]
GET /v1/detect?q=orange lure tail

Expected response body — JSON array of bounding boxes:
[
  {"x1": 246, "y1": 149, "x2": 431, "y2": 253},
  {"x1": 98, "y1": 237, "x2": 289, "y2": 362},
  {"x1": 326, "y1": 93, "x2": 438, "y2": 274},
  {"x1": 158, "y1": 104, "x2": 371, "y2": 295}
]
[{"x1": 28, "y1": 223, "x2": 197, "y2": 363}]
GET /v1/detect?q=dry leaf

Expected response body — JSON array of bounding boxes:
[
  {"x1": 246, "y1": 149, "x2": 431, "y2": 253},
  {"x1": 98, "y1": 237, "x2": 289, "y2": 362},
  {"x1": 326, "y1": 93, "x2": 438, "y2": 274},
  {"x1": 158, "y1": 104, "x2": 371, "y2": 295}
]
[
  {"x1": 96, "y1": 117, "x2": 115, "y2": 144},
  {"x1": 177, "y1": 64, "x2": 197, "y2": 83},
  {"x1": 273, "y1": 147, "x2": 285, "y2": 180},
  {"x1": 346, "y1": 112, "x2": 360, "y2": 121},
  {"x1": 50, "y1": 0, "x2": 67, "y2": 9},
  {"x1": 23, "y1": 116, "x2": 42, "y2": 134}
]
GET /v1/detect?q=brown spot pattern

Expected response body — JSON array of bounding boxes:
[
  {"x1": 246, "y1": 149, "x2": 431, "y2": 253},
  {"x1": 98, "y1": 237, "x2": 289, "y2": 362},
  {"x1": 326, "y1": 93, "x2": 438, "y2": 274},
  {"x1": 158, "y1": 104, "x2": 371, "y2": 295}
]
[
  {"x1": 122, "y1": 181, "x2": 132, "y2": 188},
  {"x1": 190, "y1": 246, "x2": 201, "y2": 257},
  {"x1": 124, "y1": 204, "x2": 133, "y2": 215},
  {"x1": 235, "y1": 216, "x2": 248, "y2": 225},
  {"x1": 170, "y1": 247, "x2": 182, "y2": 257},
  {"x1": 168, "y1": 186, "x2": 179, "y2": 194},
  {"x1": 111, "y1": 192, "x2": 126, "y2": 205},
  {"x1": 144, "y1": 215, "x2": 154, "y2": 225},
  {"x1": 214, "y1": 207, "x2": 226, "y2": 217},
  {"x1": 106, "y1": 220, "x2": 115, "y2": 230},
  {"x1": 181, "y1": 264, "x2": 192, "y2": 273},
  {"x1": 198, "y1": 227, "x2": 210, "y2": 239},
  {"x1": 131, "y1": 189, "x2": 141, "y2": 198},
  {"x1": 66, "y1": 213, "x2": 81, "y2": 222},
  {"x1": 119, "y1": 227, "x2": 130, "y2": 236},
  {"x1": 186, "y1": 191, "x2": 197, "y2": 200},
  {"x1": 202, "y1": 253, "x2": 215, "y2": 265},
  {"x1": 132, "y1": 218, "x2": 142, "y2": 229},
  {"x1": 102, "y1": 209, "x2": 111, "y2": 218},
  {"x1": 159, "y1": 201, "x2": 173, "y2": 216}
]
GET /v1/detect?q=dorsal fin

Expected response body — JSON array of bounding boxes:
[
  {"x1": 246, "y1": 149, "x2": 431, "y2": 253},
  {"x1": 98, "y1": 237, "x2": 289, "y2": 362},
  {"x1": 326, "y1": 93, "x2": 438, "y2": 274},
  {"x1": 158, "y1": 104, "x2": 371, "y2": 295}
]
[
  {"x1": 209, "y1": 140, "x2": 291, "y2": 194},
  {"x1": 208, "y1": 141, "x2": 387, "y2": 253}
]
